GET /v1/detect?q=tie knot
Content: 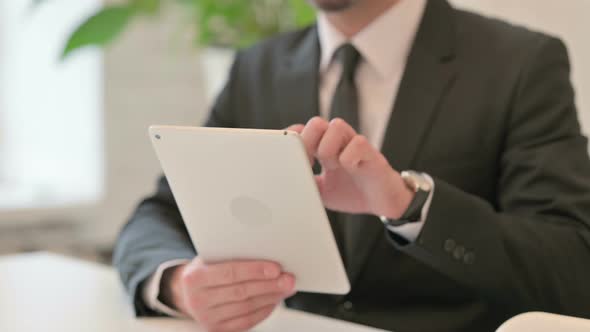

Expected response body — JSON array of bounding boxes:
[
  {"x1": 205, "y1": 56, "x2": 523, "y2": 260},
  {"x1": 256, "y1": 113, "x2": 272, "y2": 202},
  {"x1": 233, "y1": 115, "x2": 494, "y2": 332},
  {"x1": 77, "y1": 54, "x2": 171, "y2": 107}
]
[{"x1": 336, "y1": 43, "x2": 361, "y2": 80}]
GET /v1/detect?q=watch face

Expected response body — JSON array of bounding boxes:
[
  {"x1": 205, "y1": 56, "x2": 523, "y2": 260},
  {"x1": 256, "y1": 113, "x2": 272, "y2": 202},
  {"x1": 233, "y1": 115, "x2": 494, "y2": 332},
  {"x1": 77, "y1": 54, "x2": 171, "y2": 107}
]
[
  {"x1": 401, "y1": 171, "x2": 420, "y2": 192},
  {"x1": 418, "y1": 178, "x2": 432, "y2": 192},
  {"x1": 402, "y1": 171, "x2": 432, "y2": 192}
]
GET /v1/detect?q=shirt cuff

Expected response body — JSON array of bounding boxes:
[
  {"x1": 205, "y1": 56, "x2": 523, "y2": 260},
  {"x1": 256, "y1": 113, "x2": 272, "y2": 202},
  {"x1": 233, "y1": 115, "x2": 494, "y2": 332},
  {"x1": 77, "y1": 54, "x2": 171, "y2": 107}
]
[
  {"x1": 142, "y1": 259, "x2": 191, "y2": 318},
  {"x1": 386, "y1": 173, "x2": 435, "y2": 242}
]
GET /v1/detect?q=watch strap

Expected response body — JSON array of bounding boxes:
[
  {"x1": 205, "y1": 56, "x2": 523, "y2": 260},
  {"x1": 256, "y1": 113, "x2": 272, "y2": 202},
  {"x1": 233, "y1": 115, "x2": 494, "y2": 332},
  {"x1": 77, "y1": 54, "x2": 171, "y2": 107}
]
[
  {"x1": 381, "y1": 171, "x2": 432, "y2": 227},
  {"x1": 384, "y1": 189, "x2": 430, "y2": 226}
]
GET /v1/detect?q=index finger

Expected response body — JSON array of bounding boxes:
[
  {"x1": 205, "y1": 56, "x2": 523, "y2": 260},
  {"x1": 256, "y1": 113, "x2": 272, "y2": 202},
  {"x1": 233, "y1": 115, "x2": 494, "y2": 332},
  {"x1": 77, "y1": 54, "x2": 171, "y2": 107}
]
[
  {"x1": 192, "y1": 260, "x2": 282, "y2": 288},
  {"x1": 300, "y1": 117, "x2": 329, "y2": 165}
]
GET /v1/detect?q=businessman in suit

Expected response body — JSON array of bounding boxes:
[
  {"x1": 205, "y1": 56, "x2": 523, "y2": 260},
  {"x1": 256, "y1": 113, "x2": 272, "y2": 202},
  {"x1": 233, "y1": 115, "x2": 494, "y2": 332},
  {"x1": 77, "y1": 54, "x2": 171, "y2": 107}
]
[{"x1": 114, "y1": 0, "x2": 590, "y2": 331}]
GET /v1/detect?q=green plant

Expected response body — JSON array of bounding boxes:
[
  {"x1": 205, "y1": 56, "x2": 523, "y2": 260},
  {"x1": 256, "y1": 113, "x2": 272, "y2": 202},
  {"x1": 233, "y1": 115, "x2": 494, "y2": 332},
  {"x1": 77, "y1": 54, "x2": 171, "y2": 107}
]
[{"x1": 49, "y1": 0, "x2": 316, "y2": 59}]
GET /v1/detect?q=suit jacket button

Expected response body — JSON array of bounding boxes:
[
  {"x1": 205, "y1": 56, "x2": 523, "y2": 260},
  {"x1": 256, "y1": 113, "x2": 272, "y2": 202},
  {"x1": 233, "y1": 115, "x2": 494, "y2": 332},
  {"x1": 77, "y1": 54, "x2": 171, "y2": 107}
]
[
  {"x1": 453, "y1": 246, "x2": 465, "y2": 260},
  {"x1": 341, "y1": 301, "x2": 354, "y2": 312},
  {"x1": 464, "y1": 252, "x2": 476, "y2": 264},
  {"x1": 444, "y1": 239, "x2": 456, "y2": 252}
]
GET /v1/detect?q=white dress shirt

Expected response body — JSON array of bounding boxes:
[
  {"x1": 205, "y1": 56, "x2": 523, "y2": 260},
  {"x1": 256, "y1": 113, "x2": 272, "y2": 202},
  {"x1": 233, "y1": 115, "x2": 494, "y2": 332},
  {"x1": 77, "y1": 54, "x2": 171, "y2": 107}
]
[{"x1": 144, "y1": 0, "x2": 433, "y2": 315}]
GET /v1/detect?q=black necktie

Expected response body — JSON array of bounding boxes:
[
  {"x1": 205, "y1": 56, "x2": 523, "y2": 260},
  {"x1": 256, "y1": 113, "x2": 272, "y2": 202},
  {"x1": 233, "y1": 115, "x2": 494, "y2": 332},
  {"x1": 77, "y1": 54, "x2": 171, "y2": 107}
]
[
  {"x1": 329, "y1": 43, "x2": 362, "y2": 131},
  {"x1": 328, "y1": 44, "x2": 363, "y2": 271}
]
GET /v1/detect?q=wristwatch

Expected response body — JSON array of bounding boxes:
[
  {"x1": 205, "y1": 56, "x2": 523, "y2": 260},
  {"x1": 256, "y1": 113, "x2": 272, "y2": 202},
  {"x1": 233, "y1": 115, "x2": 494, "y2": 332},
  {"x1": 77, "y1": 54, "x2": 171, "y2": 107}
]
[{"x1": 380, "y1": 171, "x2": 432, "y2": 227}]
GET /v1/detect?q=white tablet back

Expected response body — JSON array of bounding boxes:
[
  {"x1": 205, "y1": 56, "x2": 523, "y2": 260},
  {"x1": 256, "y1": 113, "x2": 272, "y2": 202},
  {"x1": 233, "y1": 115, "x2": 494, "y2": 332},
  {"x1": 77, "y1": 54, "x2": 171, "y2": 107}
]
[{"x1": 149, "y1": 126, "x2": 350, "y2": 295}]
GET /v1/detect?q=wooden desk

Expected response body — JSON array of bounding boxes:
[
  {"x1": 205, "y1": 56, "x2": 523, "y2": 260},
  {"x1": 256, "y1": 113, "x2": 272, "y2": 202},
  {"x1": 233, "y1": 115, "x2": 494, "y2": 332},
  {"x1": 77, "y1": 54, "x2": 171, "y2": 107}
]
[{"x1": 0, "y1": 253, "x2": 386, "y2": 332}]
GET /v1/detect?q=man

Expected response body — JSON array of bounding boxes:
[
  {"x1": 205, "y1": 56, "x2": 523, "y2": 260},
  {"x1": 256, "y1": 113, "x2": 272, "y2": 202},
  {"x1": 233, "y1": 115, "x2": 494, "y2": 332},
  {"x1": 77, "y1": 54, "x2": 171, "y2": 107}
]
[{"x1": 114, "y1": 0, "x2": 590, "y2": 331}]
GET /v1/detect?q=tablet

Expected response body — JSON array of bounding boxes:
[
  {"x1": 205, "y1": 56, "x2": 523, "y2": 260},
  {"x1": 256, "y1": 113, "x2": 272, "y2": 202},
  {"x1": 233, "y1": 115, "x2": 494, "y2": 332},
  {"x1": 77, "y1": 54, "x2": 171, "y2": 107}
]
[{"x1": 149, "y1": 125, "x2": 350, "y2": 295}]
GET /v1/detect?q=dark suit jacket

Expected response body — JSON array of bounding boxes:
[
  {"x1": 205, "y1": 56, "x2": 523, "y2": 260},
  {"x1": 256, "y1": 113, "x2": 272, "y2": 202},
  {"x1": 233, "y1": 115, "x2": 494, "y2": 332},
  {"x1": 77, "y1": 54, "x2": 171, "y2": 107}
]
[{"x1": 113, "y1": 1, "x2": 590, "y2": 331}]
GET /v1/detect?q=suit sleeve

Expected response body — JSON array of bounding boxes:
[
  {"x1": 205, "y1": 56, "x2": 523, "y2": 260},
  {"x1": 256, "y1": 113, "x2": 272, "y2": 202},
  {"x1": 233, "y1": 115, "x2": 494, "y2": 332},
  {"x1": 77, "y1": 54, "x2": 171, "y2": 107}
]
[
  {"x1": 113, "y1": 53, "x2": 242, "y2": 316},
  {"x1": 393, "y1": 37, "x2": 590, "y2": 317}
]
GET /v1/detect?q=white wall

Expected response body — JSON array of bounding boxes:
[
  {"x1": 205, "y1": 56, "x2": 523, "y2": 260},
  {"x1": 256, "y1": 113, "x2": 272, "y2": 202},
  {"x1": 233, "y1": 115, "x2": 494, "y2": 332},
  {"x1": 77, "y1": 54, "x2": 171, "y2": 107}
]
[
  {"x1": 449, "y1": 0, "x2": 590, "y2": 138},
  {"x1": 0, "y1": 4, "x2": 209, "y2": 248},
  {"x1": 0, "y1": 0, "x2": 103, "y2": 209}
]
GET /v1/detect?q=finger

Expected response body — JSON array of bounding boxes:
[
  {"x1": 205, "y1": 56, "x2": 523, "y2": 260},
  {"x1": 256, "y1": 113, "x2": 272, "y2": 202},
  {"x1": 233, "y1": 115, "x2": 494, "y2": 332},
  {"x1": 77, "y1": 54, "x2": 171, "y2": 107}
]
[
  {"x1": 214, "y1": 304, "x2": 276, "y2": 332},
  {"x1": 339, "y1": 134, "x2": 374, "y2": 172},
  {"x1": 203, "y1": 273, "x2": 295, "y2": 307},
  {"x1": 202, "y1": 293, "x2": 285, "y2": 325},
  {"x1": 316, "y1": 118, "x2": 356, "y2": 170},
  {"x1": 185, "y1": 260, "x2": 282, "y2": 289},
  {"x1": 284, "y1": 124, "x2": 305, "y2": 134},
  {"x1": 300, "y1": 117, "x2": 329, "y2": 164}
]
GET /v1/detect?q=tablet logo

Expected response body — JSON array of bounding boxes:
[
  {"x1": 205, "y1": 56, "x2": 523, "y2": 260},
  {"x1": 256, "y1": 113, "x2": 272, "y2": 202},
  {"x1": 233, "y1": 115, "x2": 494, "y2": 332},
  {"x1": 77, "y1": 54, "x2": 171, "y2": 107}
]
[{"x1": 230, "y1": 196, "x2": 272, "y2": 227}]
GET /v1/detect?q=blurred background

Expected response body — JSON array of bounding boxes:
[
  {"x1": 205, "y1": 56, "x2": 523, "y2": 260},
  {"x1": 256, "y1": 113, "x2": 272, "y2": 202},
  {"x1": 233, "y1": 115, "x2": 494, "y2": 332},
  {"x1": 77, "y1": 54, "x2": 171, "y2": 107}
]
[{"x1": 0, "y1": 0, "x2": 589, "y2": 264}]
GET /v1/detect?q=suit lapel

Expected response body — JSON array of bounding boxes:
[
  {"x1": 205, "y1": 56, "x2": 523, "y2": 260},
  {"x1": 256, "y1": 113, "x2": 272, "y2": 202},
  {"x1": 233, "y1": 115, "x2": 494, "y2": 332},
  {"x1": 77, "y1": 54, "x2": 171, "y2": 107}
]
[
  {"x1": 276, "y1": 27, "x2": 321, "y2": 127},
  {"x1": 382, "y1": 0, "x2": 457, "y2": 171},
  {"x1": 346, "y1": 0, "x2": 459, "y2": 288}
]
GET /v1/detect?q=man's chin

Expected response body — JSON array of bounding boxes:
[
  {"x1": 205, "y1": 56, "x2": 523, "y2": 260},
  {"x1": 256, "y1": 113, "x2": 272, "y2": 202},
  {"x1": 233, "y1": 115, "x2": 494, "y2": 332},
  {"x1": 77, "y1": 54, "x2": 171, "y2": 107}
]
[{"x1": 309, "y1": 0, "x2": 358, "y2": 12}]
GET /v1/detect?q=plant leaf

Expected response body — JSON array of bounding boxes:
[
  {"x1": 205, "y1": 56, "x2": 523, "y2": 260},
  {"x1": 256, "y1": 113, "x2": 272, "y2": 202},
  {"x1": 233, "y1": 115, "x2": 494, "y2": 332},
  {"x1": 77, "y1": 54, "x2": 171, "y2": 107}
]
[
  {"x1": 289, "y1": 0, "x2": 316, "y2": 27},
  {"x1": 62, "y1": 5, "x2": 136, "y2": 60}
]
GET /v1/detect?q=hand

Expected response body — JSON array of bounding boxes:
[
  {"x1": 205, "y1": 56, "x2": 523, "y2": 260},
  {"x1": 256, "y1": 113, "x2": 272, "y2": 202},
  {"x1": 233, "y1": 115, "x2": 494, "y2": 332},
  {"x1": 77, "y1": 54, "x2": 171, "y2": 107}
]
[
  {"x1": 287, "y1": 117, "x2": 414, "y2": 219},
  {"x1": 162, "y1": 258, "x2": 295, "y2": 332}
]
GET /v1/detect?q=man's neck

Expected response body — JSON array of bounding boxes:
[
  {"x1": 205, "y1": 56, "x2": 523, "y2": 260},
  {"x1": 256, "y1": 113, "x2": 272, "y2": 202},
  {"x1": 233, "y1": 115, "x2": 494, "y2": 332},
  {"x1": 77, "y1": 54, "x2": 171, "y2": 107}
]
[{"x1": 325, "y1": 0, "x2": 400, "y2": 38}]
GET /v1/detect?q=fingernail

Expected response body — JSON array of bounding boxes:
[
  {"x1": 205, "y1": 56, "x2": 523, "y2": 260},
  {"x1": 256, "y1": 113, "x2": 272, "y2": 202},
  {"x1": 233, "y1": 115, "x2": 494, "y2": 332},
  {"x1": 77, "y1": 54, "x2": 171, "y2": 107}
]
[
  {"x1": 278, "y1": 275, "x2": 293, "y2": 291},
  {"x1": 264, "y1": 266, "x2": 279, "y2": 278}
]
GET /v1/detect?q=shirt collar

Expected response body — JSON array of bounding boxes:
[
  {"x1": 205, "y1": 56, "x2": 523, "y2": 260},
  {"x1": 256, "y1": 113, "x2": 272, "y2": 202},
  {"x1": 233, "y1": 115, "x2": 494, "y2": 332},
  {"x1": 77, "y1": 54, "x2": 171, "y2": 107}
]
[{"x1": 317, "y1": 0, "x2": 427, "y2": 78}]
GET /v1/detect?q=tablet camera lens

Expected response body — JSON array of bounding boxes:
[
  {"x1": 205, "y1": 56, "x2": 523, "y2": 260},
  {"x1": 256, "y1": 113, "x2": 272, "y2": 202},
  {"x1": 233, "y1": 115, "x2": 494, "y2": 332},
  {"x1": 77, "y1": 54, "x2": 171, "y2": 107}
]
[{"x1": 155, "y1": 134, "x2": 161, "y2": 140}]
